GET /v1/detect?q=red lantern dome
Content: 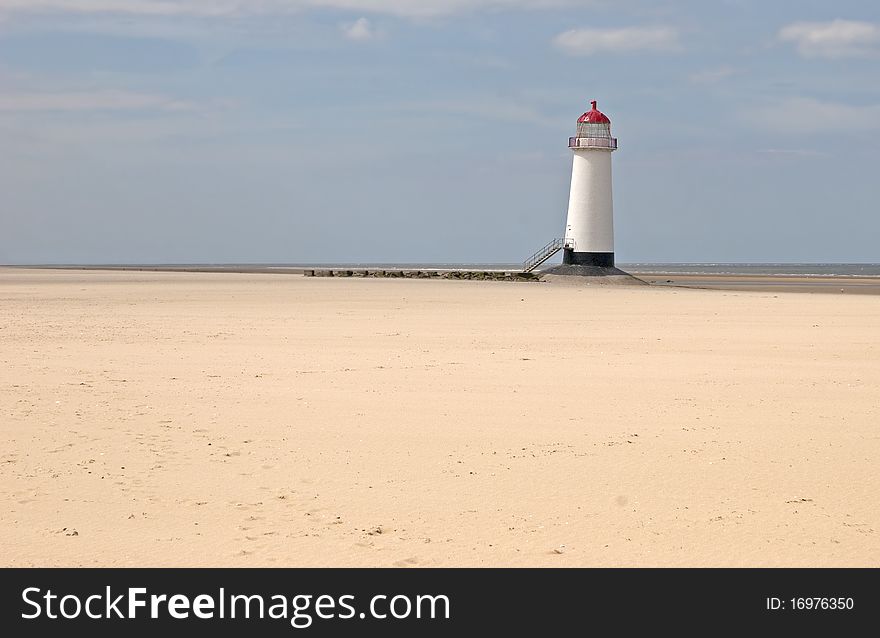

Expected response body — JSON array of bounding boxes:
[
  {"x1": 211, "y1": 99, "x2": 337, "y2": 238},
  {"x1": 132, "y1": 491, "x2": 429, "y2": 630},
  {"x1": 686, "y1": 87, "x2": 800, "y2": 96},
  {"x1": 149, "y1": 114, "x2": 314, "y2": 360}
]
[{"x1": 577, "y1": 100, "x2": 611, "y2": 124}]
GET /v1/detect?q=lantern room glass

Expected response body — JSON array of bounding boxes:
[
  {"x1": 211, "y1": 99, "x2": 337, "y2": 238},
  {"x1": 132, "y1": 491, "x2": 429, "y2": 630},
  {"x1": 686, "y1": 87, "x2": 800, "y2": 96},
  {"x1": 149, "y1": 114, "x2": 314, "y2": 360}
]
[{"x1": 576, "y1": 121, "x2": 612, "y2": 138}]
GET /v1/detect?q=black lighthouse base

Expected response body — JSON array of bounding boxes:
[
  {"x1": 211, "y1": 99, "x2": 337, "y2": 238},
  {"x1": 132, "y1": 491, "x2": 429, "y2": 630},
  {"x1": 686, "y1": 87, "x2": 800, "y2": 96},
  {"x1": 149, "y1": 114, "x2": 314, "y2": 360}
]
[{"x1": 562, "y1": 249, "x2": 614, "y2": 268}]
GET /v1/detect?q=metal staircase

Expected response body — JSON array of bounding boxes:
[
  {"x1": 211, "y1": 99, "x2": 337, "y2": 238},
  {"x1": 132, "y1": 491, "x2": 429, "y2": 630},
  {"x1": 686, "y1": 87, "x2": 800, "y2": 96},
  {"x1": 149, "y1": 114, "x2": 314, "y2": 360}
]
[{"x1": 522, "y1": 238, "x2": 568, "y2": 273}]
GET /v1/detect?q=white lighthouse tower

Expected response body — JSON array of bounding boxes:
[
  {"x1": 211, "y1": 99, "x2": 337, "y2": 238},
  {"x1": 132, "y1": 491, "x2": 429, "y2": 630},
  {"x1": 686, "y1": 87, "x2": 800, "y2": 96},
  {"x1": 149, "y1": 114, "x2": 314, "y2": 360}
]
[{"x1": 562, "y1": 100, "x2": 618, "y2": 268}]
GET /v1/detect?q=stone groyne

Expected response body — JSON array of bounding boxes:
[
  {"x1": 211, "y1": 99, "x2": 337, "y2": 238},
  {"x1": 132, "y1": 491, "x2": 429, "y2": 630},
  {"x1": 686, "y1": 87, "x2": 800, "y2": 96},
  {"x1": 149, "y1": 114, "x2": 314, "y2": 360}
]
[{"x1": 303, "y1": 269, "x2": 539, "y2": 282}]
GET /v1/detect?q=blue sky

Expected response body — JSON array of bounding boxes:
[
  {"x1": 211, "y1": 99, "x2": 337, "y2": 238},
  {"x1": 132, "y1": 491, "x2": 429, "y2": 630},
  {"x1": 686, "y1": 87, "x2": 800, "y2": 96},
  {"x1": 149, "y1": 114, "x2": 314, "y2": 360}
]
[{"x1": 1, "y1": 0, "x2": 879, "y2": 264}]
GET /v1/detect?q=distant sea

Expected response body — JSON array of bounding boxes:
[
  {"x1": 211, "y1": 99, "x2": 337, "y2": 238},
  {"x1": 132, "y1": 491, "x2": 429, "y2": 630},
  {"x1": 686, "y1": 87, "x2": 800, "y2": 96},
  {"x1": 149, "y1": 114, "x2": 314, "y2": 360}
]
[
  {"x1": 620, "y1": 263, "x2": 880, "y2": 277},
  {"x1": 16, "y1": 263, "x2": 880, "y2": 277}
]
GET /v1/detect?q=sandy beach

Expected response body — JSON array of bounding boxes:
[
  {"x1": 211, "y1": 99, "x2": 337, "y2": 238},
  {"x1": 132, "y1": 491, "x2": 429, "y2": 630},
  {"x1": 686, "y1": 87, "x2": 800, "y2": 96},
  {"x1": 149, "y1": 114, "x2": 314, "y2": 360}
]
[{"x1": 2, "y1": 268, "x2": 878, "y2": 567}]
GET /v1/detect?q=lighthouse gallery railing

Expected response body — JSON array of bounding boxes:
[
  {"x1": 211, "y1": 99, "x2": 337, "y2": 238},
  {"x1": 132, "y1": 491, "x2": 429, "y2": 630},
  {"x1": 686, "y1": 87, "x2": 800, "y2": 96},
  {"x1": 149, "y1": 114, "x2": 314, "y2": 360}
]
[{"x1": 569, "y1": 137, "x2": 618, "y2": 150}]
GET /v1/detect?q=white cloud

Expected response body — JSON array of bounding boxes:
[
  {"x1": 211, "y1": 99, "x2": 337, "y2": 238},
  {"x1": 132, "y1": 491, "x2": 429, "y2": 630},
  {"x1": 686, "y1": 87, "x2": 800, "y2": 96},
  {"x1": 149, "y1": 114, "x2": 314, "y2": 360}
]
[
  {"x1": 0, "y1": 1, "x2": 240, "y2": 17},
  {"x1": 0, "y1": 0, "x2": 585, "y2": 19},
  {"x1": 341, "y1": 17, "x2": 376, "y2": 41},
  {"x1": 310, "y1": 1, "x2": 579, "y2": 18},
  {"x1": 778, "y1": 19, "x2": 880, "y2": 58},
  {"x1": 745, "y1": 97, "x2": 880, "y2": 134},
  {"x1": 0, "y1": 90, "x2": 196, "y2": 112},
  {"x1": 553, "y1": 26, "x2": 680, "y2": 56}
]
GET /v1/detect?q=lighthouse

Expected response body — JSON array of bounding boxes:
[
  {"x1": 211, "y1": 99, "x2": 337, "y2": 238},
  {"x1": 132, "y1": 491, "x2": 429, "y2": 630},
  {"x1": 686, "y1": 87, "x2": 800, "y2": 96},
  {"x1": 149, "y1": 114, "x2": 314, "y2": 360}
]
[
  {"x1": 562, "y1": 100, "x2": 618, "y2": 268},
  {"x1": 522, "y1": 99, "x2": 632, "y2": 278}
]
